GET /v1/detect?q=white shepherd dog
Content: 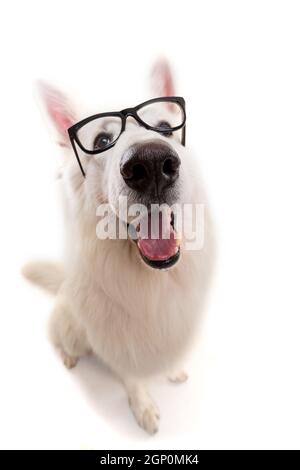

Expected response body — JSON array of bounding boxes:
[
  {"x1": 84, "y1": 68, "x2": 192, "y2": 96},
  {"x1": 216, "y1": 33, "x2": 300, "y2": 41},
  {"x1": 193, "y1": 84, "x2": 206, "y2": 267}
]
[{"x1": 23, "y1": 59, "x2": 214, "y2": 434}]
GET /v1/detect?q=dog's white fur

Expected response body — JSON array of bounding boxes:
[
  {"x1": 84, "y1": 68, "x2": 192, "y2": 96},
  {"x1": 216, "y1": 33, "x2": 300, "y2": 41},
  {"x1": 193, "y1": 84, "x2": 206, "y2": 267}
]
[{"x1": 23, "y1": 60, "x2": 214, "y2": 434}]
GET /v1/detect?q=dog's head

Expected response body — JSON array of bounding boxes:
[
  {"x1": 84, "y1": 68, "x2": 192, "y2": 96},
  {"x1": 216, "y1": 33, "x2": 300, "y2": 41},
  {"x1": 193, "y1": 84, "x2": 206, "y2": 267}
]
[{"x1": 38, "y1": 59, "x2": 199, "y2": 270}]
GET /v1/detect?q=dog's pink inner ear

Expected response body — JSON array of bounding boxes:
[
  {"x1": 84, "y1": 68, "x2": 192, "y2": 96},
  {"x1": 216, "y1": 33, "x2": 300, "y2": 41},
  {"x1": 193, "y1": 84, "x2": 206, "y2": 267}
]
[
  {"x1": 49, "y1": 107, "x2": 73, "y2": 134},
  {"x1": 151, "y1": 58, "x2": 175, "y2": 97},
  {"x1": 46, "y1": 94, "x2": 75, "y2": 141},
  {"x1": 39, "y1": 82, "x2": 76, "y2": 144}
]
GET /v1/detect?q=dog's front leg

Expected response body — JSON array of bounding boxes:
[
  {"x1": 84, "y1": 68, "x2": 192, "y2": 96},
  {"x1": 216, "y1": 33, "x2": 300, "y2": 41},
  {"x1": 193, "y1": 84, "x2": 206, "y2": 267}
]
[
  {"x1": 48, "y1": 296, "x2": 91, "y2": 369},
  {"x1": 122, "y1": 377, "x2": 160, "y2": 435}
]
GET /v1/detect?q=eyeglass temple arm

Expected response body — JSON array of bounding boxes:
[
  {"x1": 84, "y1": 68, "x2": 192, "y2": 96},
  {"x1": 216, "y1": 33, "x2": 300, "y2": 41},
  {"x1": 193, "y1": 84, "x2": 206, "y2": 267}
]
[
  {"x1": 181, "y1": 125, "x2": 186, "y2": 146},
  {"x1": 70, "y1": 137, "x2": 86, "y2": 177}
]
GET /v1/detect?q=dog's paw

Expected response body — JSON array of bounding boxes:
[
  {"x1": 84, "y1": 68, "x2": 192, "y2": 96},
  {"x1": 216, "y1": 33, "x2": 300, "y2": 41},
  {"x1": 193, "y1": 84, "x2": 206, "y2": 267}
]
[
  {"x1": 129, "y1": 393, "x2": 160, "y2": 435},
  {"x1": 60, "y1": 350, "x2": 78, "y2": 369},
  {"x1": 168, "y1": 370, "x2": 188, "y2": 384}
]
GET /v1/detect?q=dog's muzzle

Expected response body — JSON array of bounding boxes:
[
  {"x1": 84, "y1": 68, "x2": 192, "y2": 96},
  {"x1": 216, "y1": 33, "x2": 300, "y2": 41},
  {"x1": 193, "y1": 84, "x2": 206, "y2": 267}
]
[{"x1": 121, "y1": 140, "x2": 181, "y2": 269}]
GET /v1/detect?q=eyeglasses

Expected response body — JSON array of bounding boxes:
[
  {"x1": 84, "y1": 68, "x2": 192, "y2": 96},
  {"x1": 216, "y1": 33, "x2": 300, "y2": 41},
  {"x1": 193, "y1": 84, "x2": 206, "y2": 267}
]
[{"x1": 67, "y1": 96, "x2": 186, "y2": 177}]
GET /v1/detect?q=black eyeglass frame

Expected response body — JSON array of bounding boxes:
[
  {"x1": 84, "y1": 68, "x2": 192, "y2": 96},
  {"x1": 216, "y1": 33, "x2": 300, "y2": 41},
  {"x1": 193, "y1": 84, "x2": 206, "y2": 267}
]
[{"x1": 68, "y1": 96, "x2": 186, "y2": 177}]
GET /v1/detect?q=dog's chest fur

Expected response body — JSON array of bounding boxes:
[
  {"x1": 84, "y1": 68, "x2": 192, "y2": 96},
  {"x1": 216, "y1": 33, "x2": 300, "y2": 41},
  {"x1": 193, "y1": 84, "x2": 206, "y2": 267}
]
[{"x1": 62, "y1": 219, "x2": 207, "y2": 377}]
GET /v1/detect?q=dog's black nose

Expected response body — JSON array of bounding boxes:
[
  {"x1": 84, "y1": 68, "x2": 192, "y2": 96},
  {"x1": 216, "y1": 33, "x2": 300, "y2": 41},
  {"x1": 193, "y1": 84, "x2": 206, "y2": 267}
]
[{"x1": 120, "y1": 140, "x2": 180, "y2": 194}]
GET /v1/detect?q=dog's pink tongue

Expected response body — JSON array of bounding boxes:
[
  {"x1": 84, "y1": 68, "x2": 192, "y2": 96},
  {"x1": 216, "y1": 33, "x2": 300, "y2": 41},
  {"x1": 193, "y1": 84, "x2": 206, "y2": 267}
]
[{"x1": 137, "y1": 212, "x2": 178, "y2": 261}]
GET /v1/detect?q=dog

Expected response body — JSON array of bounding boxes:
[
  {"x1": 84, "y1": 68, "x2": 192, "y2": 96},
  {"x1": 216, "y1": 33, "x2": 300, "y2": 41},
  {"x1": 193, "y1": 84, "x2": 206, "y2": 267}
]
[{"x1": 23, "y1": 59, "x2": 214, "y2": 434}]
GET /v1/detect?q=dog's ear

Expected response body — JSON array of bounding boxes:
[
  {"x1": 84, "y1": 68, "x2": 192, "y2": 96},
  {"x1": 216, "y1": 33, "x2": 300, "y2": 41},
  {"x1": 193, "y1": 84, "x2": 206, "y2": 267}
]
[
  {"x1": 36, "y1": 81, "x2": 76, "y2": 147},
  {"x1": 150, "y1": 58, "x2": 175, "y2": 97}
]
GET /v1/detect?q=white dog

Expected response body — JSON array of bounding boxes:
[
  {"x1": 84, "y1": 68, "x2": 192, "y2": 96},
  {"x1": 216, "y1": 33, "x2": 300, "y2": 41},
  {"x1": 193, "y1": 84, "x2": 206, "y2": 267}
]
[{"x1": 23, "y1": 59, "x2": 214, "y2": 434}]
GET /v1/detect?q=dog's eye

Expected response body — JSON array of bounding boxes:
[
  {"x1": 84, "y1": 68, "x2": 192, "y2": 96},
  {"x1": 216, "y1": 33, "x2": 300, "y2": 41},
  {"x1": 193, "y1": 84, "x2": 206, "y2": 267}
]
[
  {"x1": 157, "y1": 121, "x2": 173, "y2": 137},
  {"x1": 93, "y1": 132, "x2": 113, "y2": 150}
]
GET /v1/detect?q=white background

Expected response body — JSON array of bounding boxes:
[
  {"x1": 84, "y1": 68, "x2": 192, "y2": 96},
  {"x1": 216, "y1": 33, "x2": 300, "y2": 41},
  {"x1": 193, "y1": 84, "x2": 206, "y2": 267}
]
[{"x1": 0, "y1": 0, "x2": 300, "y2": 450}]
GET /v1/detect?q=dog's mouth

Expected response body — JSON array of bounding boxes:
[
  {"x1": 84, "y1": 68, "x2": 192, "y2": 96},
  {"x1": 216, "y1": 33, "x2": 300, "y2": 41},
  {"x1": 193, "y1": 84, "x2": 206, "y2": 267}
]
[{"x1": 128, "y1": 210, "x2": 181, "y2": 270}]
